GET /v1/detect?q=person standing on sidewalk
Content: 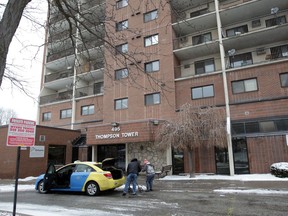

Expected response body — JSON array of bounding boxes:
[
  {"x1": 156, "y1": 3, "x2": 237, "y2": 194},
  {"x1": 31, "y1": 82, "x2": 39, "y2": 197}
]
[
  {"x1": 122, "y1": 158, "x2": 141, "y2": 196},
  {"x1": 142, "y1": 159, "x2": 155, "y2": 192}
]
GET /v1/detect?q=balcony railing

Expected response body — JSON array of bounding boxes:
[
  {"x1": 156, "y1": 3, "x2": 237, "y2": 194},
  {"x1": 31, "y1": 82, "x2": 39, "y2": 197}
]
[
  {"x1": 77, "y1": 39, "x2": 104, "y2": 52},
  {"x1": 40, "y1": 91, "x2": 73, "y2": 105},
  {"x1": 75, "y1": 84, "x2": 103, "y2": 98},
  {"x1": 81, "y1": 0, "x2": 105, "y2": 11},
  {"x1": 76, "y1": 60, "x2": 104, "y2": 74},
  {"x1": 47, "y1": 47, "x2": 75, "y2": 62},
  {"x1": 45, "y1": 69, "x2": 74, "y2": 83}
]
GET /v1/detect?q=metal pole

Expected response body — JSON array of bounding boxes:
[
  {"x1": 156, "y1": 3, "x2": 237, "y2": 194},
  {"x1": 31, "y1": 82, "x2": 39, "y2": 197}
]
[
  {"x1": 214, "y1": 0, "x2": 234, "y2": 175},
  {"x1": 13, "y1": 146, "x2": 21, "y2": 216}
]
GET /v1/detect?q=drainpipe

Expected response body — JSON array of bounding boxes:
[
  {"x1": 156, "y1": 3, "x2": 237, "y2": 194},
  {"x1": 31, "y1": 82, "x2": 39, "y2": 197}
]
[
  {"x1": 214, "y1": 0, "x2": 235, "y2": 175},
  {"x1": 71, "y1": 1, "x2": 81, "y2": 130}
]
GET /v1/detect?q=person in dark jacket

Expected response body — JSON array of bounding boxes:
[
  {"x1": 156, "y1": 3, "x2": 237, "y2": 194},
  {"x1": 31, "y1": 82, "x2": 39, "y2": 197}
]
[{"x1": 122, "y1": 158, "x2": 141, "y2": 196}]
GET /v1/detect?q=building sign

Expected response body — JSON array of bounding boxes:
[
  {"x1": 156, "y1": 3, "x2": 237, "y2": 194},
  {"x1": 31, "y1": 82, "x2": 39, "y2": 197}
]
[
  {"x1": 7, "y1": 118, "x2": 36, "y2": 147},
  {"x1": 96, "y1": 131, "x2": 139, "y2": 140},
  {"x1": 29, "y1": 146, "x2": 45, "y2": 158}
]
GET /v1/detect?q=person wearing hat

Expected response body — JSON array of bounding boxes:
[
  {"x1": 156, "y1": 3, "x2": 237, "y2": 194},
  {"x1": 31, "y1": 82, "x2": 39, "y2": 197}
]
[{"x1": 142, "y1": 159, "x2": 155, "y2": 192}]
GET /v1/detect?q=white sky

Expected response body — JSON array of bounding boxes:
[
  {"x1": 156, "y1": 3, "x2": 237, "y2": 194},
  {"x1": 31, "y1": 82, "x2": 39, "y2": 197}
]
[
  {"x1": 0, "y1": 0, "x2": 47, "y2": 121},
  {"x1": 1, "y1": 174, "x2": 288, "y2": 216}
]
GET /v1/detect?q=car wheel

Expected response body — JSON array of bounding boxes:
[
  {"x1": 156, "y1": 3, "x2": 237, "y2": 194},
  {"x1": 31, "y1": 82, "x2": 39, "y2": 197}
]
[
  {"x1": 38, "y1": 180, "x2": 48, "y2": 194},
  {"x1": 85, "y1": 181, "x2": 100, "y2": 196}
]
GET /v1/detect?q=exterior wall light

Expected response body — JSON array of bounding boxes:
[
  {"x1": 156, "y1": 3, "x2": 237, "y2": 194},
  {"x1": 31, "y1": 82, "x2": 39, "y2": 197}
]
[
  {"x1": 153, "y1": 120, "x2": 159, "y2": 125},
  {"x1": 111, "y1": 122, "x2": 119, "y2": 127}
]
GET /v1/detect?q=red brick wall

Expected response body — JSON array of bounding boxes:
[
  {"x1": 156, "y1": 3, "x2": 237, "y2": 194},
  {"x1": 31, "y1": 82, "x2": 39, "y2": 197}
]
[
  {"x1": 0, "y1": 125, "x2": 80, "y2": 179},
  {"x1": 247, "y1": 135, "x2": 288, "y2": 173},
  {"x1": 103, "y1": 0, "x2": 176, "y2": 124}
]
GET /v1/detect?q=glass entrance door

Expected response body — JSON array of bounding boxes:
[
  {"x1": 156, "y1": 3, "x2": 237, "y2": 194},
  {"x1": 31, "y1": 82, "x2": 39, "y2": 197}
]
[
  {"x1": 233, "y1": 138, "x2": 249, "y2": 174},
  {"x1": 215, "y1": 138, "x2": 249, "y2": 174},
  {"x1": 97, "y1": 144, "x2": 126, "y2": 171},
  {"x1": 172, "y1": 149, "x2": 184, "y2": 174}
]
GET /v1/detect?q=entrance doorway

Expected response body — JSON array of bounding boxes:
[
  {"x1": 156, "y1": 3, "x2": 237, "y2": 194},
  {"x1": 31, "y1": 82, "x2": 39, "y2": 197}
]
[
  {"x1": 97, "y1": 144, "x2": 126, "y2": 171},
  {"x1": 215, "y1": 138, "x2": 249, "y2": 174},
  {"x1": 172, "y1": 149, "x2": 184, "y2": 174}
]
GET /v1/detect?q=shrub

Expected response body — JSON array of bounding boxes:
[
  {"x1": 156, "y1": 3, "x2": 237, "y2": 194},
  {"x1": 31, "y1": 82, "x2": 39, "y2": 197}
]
[{"x1": 270, "y1": 162, "x2": 288, "y2": 178}]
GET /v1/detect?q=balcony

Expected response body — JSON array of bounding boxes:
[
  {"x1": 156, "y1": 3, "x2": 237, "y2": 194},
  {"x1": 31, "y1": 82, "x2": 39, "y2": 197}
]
[
  {"x1": 40, "y1": 90, "x2": 73, "y2": 105},
  {"x1": 75, "y1": 84, "x2": 103, "y2": 99},
  {"x1": 45, "y1": 69, "x2": 74, "y2": 83},
  {"x1": 47, "y1": 47, "x2": 75, "y2": 62},
  {"x1": 76, "y1": 60, "x2": 104, "y2": 74},
  {"x1": 80, "y1": 0, "x2": 105, "y2": 12},
  {"x1": 77, "y1": 39, "x2": 104, "y2": 53}
]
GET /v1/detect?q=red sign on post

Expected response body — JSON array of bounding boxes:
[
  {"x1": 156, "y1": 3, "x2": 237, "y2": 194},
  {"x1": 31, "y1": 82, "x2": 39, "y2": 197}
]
[{"x1": 7, "y1": 118, "x2": 36, "y2": 147}]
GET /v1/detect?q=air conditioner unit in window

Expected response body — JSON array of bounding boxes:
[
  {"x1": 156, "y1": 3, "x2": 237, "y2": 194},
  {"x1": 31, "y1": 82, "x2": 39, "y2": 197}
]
[
  {"x1": 235, "y1": 31, "x2": 241, "y2": 36},
  {"x1": 39, "y1": 135, "x2": 46, "y2": 142}
]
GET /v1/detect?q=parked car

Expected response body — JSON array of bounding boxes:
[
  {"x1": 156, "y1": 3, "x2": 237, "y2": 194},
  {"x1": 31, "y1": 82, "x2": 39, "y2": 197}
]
[{"x1": 35, "y1": 158, "x2": 125, "y2": 196}]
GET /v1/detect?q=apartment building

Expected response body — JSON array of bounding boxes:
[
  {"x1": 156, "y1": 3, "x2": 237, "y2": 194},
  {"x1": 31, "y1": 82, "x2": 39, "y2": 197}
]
[{"x1": 38, "y1": 0, "x2": 288, "y2": 175}]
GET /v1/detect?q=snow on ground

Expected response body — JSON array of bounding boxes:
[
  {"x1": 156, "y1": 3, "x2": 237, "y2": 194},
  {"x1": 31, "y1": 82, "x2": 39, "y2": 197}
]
[
  {"x1": 1, "y1": 174, "x2": 288, "y2": 215},
  {"x1": 1, "y1": 174, "x2": 287, "y2": 194}
]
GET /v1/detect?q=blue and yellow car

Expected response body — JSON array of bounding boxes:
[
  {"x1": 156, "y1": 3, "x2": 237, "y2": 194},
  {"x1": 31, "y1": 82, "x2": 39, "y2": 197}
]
[{"x1": 35, "y1": 159, "x2": 125, "y2": 196}]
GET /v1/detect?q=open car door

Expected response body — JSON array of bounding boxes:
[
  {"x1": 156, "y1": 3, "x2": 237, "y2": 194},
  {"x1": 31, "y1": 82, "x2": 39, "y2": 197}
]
[{"x1": 43, "y1": 164, "x2": 57, "y2": 191}]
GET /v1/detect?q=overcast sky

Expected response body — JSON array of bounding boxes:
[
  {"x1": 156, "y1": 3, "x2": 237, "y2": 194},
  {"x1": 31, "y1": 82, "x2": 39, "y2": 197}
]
[{"x1": 0, "y1": 0, "x2": 47, "y2": 122}]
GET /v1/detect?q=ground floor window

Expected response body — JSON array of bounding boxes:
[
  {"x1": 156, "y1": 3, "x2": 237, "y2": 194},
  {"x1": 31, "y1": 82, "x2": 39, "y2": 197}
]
[
  {"x1": 48, "y1": 145, "x2": 66, "y2": 165},
  {"x1": 97, "y1": 144, "x2": 125, "y2": 171}
]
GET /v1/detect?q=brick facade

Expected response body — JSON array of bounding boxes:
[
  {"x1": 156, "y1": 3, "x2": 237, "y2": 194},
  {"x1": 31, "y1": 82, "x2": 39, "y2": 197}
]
[{"x1": 0, "y1": 125, "x2": 80, "y2": 179}]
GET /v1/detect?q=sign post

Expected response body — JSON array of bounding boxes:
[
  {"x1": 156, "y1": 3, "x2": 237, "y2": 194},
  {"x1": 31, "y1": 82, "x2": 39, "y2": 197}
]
[{"x1": 6, "y1": 118, "x2": 36, "y2": 216}]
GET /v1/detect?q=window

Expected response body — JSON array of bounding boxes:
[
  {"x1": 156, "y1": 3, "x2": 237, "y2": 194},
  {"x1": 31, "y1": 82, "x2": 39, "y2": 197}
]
[
  {"x1": 116, "y1": 20, "x2": 128, "y2": 31},
  {"x1": 226, "y1": 25, "x2": 248, "y2": 37},
  {"x1": 144, "y1": 34, "x2": 158, "y2": 47},
  {"x1": 48, "y1": 145, "x2": 66, "y2": 165},
  {"x1": 271, "y1": 45, "x2": 288, "y2": 59},
  {"x1": 42, "y1": 112, "x2": 51, "y2": 121},
  {"x1": 94, "y1": 82, "x2": 103, "y2": 94},
  {"x1": 190, "y1": 8, "x2": 208, "y2": 18},
  {"x1": 144, "y1": 10, "x2": 158, "y2": 22},
  {"x1": 265, "y1": 15, "x2": 286, "y2": 27},
  {"x1": 145, "y1": 60, "x2": 159, "y2": 73},
  {"x1": 116, "y1": 0, "x2": 128, "y2": 9},
  {"x1": 192, "y1": 32, "x2": 212, "y2": 45},
  {"x1": 280, "y1": 73, "x2": 288, "y2": 87},
  {"x1": 115, "y1": 98, "x2": 128, "y2": 110},
  {"x1": 195, "y1": 59, "x2": 215, "y2": 75},
  {"x1": 145, "y1": 93, "x2": 160, "y2": 105},
  {"x1": 232, "y1": 118, "x2": 288, "y2": 135},
  {"x1": 115, "y1": 68, "x2": 128, "y2": 80},
  {"x1": 259, "y1": 121, "x2": 277, "y2": 132},
  {"x1": 191, "y1": 85, "x2": 214, "y2": 99},
  {"x1": 81, "y1": 105, "x2": 94, "y2": 115},
  {"x1": 232, "y1": 78, "x2": 257, "y2": 94},
  {"x1": 60, "y1": 109, "x2": 72, "y2": 119},
  {"x1": 230, "y1": 52, "x2": 253, "y2": 68},
  {"x1": 116, "y1": 43, "x2": 128, "y2": 54}
]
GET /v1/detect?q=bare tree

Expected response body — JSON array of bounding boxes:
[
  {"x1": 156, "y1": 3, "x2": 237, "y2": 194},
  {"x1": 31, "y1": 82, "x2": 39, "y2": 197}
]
[
  {"x1": 0, "y1": 107, "x2": 17, "y2": 125},
  {"x1": 156, "y1": 103, "x2": 227, "y2": 177},
  {"x1": 0, "y1": 0, "x2": 32, "y2": 87},
  {"x1": 1, "y1": 0, "x2": 177, "y2": 104}
]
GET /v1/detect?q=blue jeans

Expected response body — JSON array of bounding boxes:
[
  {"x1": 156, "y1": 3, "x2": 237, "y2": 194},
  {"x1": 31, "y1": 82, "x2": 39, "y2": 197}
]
[
  {"x1": 123, "y1": 173, "x2": 138, "y2": 194},
  {"x1": 146, "y1": 174, "x2": 155, "y2": 191}
]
